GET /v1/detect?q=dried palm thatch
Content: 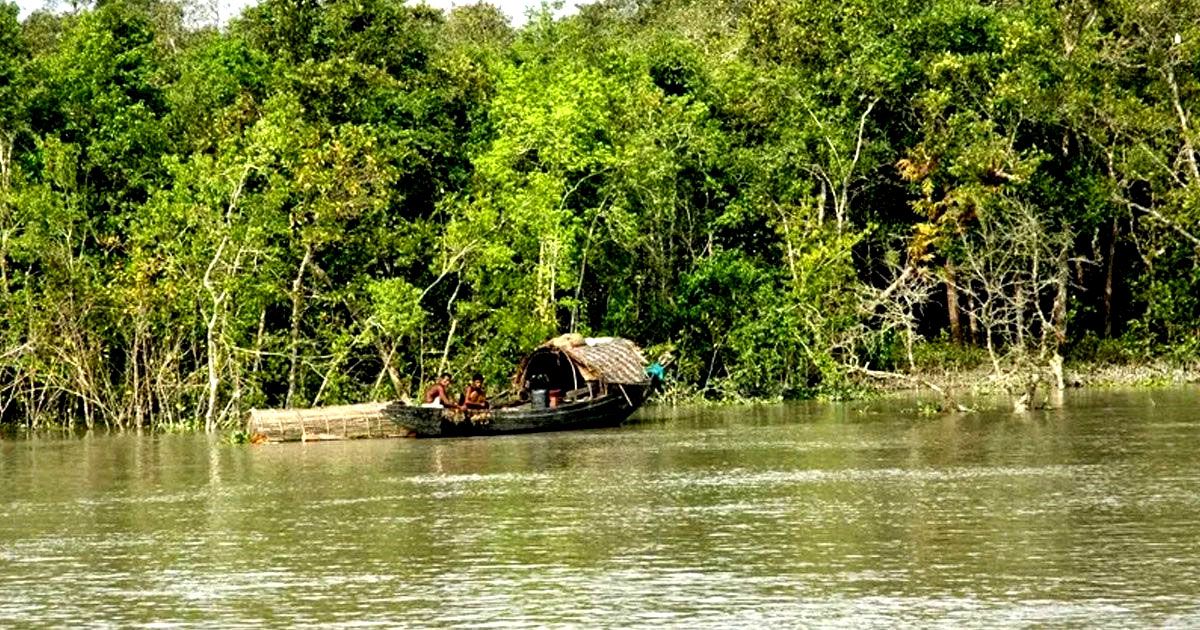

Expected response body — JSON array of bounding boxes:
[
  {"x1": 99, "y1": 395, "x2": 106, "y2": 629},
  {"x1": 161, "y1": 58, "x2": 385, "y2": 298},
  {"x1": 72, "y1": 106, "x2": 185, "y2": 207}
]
[{"x1": 519, "y1": 336, "x2": 649, "y2": 386}]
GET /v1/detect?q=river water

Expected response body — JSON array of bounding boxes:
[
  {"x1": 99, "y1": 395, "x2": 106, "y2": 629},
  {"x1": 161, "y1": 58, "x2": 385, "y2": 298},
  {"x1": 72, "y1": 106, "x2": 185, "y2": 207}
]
[{"x1": 2, "y1": 389, "x2": 1199, "y2": 627}]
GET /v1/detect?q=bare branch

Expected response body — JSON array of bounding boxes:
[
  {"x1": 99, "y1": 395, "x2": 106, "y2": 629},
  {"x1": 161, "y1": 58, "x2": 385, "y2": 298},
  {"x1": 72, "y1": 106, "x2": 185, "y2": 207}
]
[{"x1": 1121, "y1": 197, "x2": 1200, "y2": 247}]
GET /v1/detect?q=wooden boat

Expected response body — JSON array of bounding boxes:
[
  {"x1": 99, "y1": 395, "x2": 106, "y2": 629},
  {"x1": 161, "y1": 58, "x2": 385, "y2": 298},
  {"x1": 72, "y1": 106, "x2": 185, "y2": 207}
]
[{"x1": 385, "y1": 335, "x2": 650, "y2": 437}]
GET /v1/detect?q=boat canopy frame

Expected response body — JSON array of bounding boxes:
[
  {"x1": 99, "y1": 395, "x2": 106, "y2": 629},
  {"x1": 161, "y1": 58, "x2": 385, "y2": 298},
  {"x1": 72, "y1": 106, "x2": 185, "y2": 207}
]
[{"x1": 513, "y1": 335, "x2": 649, "y2": 397}]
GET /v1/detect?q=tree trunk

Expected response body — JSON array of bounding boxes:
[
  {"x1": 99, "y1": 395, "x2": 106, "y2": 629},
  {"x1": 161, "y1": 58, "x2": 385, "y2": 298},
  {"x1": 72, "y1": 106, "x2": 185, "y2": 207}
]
[
  {"x1": 0, "y1": 134, "x2": 11, "y2": 298},
  {"x1": 985, "y1": 325, "x2": 1001, "y2": 376},
  {"x1": 132, "y1": 317, "x2": 144, "y2": 428},
  {"x1": 439, "y1": 318, "x2": 458, "y2": 377},
  {"x1": 905, "y1": 321, "x2": 916, "y2": 372},
  {"x1": 203, "y1": 235, "x2": 230, "y2": 433},
  {"x1": 0, "y1": 133, "x2": 12, "y2": 194},
  {"x1": 252, "y1": 308, "x2": 266, "y2": 374},
  {"x1": 816, "y1": 180, "x2": 827, "y2": 225},
  {"x1": 1104, "y1": 217, "x2": 1118, "y2": 337},
  {"x1": 438, "y1": 278, "x2": 463, "y2": 378},
  {"x1": 1015, "y1": 283, "x2": 1026, "y2": 349},
  {"x1": 1051, "y1": 245, "x2": 1070, "y2": 349},
  {"x1": 286, "y1": 244, "x2": 313, "y2": 409},
  {"x1": 967, "y1": 291, "x2": 980, "y2": 345},
  {"x1": 944, "y1": 261, "x2": 962, "y2": 344},
  {"x1": 311, "y1": 350, "x2": 346, "y2": 408},
  {"x1": 371, "y1": 340, "x2": 405, "y2": 399}
]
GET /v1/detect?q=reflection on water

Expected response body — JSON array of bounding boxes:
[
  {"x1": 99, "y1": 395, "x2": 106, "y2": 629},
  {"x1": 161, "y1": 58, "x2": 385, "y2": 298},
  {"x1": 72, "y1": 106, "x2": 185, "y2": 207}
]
[{"x1": 2, "y1": 389, "x2": 1200, "y2": 626}]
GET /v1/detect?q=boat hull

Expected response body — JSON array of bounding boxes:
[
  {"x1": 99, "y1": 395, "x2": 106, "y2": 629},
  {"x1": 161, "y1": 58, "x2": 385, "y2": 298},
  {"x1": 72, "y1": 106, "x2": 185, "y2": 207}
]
[{"x1": 385, "y1": 386, "x2": 647, "y2": 437}]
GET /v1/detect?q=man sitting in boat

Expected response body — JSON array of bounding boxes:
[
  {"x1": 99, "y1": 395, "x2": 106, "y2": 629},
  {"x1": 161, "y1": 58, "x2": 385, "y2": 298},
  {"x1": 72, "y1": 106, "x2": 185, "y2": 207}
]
[
  {"x1": 422, "y1": 373, "x2": 457, "y2": 408},
  {"x1": 462, "y1": 373, "x2": 489, "y2": 409}
]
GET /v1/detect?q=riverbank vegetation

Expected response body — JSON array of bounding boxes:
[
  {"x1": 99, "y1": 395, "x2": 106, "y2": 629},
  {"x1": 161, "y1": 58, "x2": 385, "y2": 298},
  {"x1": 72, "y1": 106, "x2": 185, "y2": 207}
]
[{"x1": 1, "y1": 0, "x2": 1198, "y2": 429}]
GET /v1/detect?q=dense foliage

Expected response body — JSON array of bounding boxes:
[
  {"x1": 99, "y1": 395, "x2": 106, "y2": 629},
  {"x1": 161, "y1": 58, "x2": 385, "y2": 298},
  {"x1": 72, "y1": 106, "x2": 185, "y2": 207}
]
[{"x1": 2, "y1": 0, "x2": 1199, "y2": 428}]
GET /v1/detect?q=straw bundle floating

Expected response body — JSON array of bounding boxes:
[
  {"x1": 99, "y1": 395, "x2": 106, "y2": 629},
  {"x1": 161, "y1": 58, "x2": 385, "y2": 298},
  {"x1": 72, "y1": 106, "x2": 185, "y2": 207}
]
[{"x1": 247, "y1": 402, "x2": 411, "y2": 442}]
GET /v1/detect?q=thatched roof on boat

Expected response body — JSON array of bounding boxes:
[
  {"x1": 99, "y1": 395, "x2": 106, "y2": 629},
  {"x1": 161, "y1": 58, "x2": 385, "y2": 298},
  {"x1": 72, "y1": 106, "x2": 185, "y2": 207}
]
[{"x1": 516, "y1": 334, "x2": 649, "y2": 387}]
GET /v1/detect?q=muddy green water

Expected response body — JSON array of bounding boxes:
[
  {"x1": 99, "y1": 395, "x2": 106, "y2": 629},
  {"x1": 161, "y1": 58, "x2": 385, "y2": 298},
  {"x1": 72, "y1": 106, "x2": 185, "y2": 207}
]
[{"x1": 2, "y1": 389, "x2": 1200, "y2": 627}]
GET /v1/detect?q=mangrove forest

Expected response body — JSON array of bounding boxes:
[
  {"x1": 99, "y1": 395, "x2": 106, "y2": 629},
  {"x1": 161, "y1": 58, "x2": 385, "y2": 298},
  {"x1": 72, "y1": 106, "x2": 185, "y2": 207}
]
[{"x1": 1, "y1": 0, "x2": 1199, "y2": 429}]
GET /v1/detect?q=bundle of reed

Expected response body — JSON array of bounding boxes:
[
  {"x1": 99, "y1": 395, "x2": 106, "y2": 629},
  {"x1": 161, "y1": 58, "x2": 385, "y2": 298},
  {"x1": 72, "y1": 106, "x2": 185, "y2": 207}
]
[{"x1": 247, "y1": 402, "x2": 413, "y2": 442}]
